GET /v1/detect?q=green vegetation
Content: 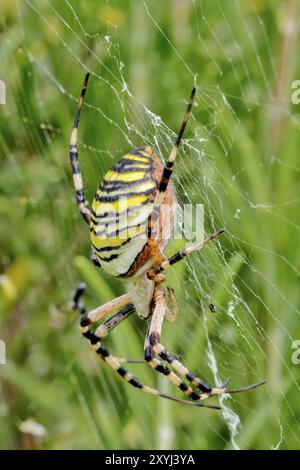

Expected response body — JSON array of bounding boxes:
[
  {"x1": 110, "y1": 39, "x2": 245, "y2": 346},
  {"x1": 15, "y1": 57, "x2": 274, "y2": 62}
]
[{"x1": 0, "y1": 0, "x2": 299, "y2": 450}]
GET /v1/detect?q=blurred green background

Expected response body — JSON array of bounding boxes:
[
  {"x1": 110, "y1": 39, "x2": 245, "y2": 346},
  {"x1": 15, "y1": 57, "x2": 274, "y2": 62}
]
[{"x1": 1, "y1": 0, "x2": 300, "y2": 450}]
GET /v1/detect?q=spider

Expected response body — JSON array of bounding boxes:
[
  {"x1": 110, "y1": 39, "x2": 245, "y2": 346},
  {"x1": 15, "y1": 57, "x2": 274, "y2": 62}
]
[{"x1": 69, "y1": 73, "x2": 265, "y2": 409}]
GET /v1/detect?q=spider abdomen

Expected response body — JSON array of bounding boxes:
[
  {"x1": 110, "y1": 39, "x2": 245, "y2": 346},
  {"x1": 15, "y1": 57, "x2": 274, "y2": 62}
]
[{"x1": 90, "y1": 146, "x2": 176, "y2": 278}]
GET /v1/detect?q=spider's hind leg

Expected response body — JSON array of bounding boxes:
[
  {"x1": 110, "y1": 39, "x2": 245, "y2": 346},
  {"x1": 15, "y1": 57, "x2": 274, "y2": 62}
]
[
  {"x1": 69, "y1": 73, "x2": 92, "y2": 225},
  {"x1": 146, "y1": 87, "x2": 196, "y2": 243}
]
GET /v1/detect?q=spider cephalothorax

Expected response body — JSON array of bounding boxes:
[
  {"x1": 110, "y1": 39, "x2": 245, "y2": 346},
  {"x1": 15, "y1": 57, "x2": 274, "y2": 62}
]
[{"x1": 69, "y1": 73, "x2": 265, "y2": 409}]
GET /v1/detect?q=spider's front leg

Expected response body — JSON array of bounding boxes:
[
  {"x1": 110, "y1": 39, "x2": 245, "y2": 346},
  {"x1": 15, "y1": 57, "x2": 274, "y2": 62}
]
[
  {"x1": 145, "y1": 284, "x2": 266, "y2": 400},
  {"x1": 71, "y1": 284, "x2": 220, "y2": 409},
  {"x1": 144, "y1": 285, "x2": 214, "y2": 401}
]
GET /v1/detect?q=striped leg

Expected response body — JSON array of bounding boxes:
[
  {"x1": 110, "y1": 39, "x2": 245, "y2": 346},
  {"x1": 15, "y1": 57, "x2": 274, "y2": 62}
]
[
  {"x1": 69, "y1": 73, "x2": 91, "y2": 225},
  {"x1": 153, "y1": 340, "x2": 266, "y2": 398},
  {"x1": 154, "y1": 86, "x2": 196, "y2": 207},
  {"x1": 72, "y1": 283, "x2": 131, "y2": 327},
  {"x1": 72, "y1": 284, "x2": 142, "y2": 364},
  {"x1": 146, "y1": 287, "x2": 266, "y2": 399},
  {"x1": 147, "y1": 229, "x2": 225, "y2": 280},
  {"x1": 144, "y1": 286, "x2": 215, "y2": 400},
  {"x1": 147, "y1": 86, "x2": 196, "y2": 240},
  {"x1": 73, "y1": 285, "x2": 220, "y2": 409}
]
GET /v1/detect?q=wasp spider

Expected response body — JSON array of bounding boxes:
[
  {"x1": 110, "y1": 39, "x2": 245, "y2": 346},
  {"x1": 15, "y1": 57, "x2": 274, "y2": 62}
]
[{"x1": 69, "y1": 73, "x2": 265, "y2": 409}]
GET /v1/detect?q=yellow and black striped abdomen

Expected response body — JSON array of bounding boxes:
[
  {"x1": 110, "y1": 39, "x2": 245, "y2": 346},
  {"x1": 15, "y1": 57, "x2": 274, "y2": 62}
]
[{"x1": 90, "y1": 146, "x2": 158, "y2": 277}]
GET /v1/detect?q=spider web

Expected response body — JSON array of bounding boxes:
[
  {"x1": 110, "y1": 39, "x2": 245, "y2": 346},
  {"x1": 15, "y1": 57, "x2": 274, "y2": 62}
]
[{"x1": 1, "y1": 0, "x2": 300, "y2": 450}]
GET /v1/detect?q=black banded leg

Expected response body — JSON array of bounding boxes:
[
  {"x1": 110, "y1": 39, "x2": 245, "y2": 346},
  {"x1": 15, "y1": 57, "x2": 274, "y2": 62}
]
[
  {"x1": 69, "y1": 73, "x2": 91, "y2": 225},
  {"x1": 143, "y1": 289, "x2": 212, "y2": 395},
  {"x1": 72, "y1": 286, "x2": 142, "y2": 364},
  {"x1": 151, "y1": 340, "x2": 213, "y2": 396},
  {"x1": 154, "y1": 86, "x2": 196, "y2": 207},
  {"x1": 146, "y1": 287, "x2": 266, "y2": 399},
  {"x1": 71, "y1": 283, "x2": 131, "y2": 327},
  {"x1": 147, "y1": 87, "x2": 196, "y2": 241},
  {"x1": 71, "y1": 282, "x2": 87, "y2": 315},
  {"x1": 144, "y1": 286, "x2": 212, "y2": 401},
  {"x1": 147, "y1": 229, "x2": 225, "y2": 280},
  {"x1": 81, "y1": 311, "x2": 220, "y2": 409},
  {"x1": 154, "y1": 340, "x2": 266, "y2": 397},
  {"x1": 74, "y1": 288, "x2": 219, "y2": 409},
  {"x1": 80, "y1": 304, "x2": 135, "y2": 341},
  {"x1": 82, "y1": 328, "x2": 220, "y2": 409}
]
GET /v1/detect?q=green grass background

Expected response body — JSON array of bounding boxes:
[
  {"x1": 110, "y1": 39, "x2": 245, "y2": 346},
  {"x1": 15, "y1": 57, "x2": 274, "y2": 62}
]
[{"x1": 0, "y1": 0, "x2": 300, "y2": 450}]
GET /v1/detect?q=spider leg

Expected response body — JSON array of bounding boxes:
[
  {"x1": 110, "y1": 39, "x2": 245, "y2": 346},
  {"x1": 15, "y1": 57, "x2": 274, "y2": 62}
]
[
  {"x1": 153, "y1": 339, "x2": 266, "y2": 398},
  {"x1": 146, "y1": 286, "x2": 266, "y2": 400},
  {"x1": 73, "y1": 284, "x2": 220, "y2": 409},
  {"x1": 72, "y1": 283, "x2": 131, "y2": 326},
  {"x1": 147, "y1": 229, "x2": 225, "y2": 280},
  {"x1": 144, "y1": 286, "x2": 216, "y2": 401},
  {"x1": 154, "y1": 86, "x2": 196, "y2": 208},
  {"x1": 116, "y1": 358, "x2": 146, "y2": 364},
  {"x1": 69, "y1": 73, "x2": 92, "y2": 225},
  {"x1": 72, "y1": 284, "x2": 143, "y2": 364},
  {"x1": 147, "y1": 86, "x2": 196, "y2": 241}
]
